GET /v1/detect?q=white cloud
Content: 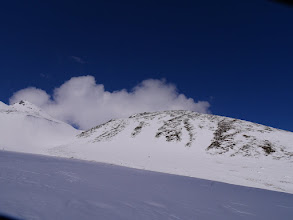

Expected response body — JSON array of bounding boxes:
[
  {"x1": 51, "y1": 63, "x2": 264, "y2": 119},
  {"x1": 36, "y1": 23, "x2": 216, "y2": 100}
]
[
  {"x1": 70, "y1": 56, "x2": 86, "y2": 64},
  {"x1": 10, "y1": 87, "x2": 51, "y2": 107},
  {"x1": 9, "y1": 76, "x2": 210, "y2": 130}
]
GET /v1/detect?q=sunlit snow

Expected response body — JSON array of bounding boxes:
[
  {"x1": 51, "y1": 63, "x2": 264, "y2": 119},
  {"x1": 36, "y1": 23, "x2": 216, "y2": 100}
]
[{"x1": 0, "y1": 151, "x2": 292, "y2": 220}]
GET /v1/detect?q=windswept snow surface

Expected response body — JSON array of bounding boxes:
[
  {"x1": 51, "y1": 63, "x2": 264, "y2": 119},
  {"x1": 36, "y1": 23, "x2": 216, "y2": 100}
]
[
  {"x1": 56, "y1": 110, "x2": 293, "y2": 193},
  {"x1": 0, "y1": 100, "x2": 79, "y2": 153},
  {"x1": 0, "y1": 151, "x2": 292, "y2": 220},
  {"x1": 1, "y1": 101, "x2": 293, "y2": 193}
]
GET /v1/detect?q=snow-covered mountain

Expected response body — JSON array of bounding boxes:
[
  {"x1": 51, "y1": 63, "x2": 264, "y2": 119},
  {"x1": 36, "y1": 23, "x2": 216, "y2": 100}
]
[
  {"x1": 0, "y1": 100, "x2": 79, "y2": 153},
  {"x1": 77, "y1": 110, "x2": 293, "y2": 159},
  {"x1": 52, "y1": 110, "x2": 293, "y2": 193},
  {"x1": 1, "y1": 101, "x2": 293, "y2": 193}
]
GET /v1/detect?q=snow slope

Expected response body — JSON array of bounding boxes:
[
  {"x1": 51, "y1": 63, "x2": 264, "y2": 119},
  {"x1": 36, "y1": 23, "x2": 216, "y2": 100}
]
[
  {"x1": 0, "y1": 151, "x2": 292, "y2": 220},
  {"x1": 0, "y1": 100, "x2": 79, "y2": 153},
  {"x1": 50, "y1": 110, "x2": 293, "y2": 193},
  {"x1": 1, "y1": 101, "x2": 293, "y2": 193}
]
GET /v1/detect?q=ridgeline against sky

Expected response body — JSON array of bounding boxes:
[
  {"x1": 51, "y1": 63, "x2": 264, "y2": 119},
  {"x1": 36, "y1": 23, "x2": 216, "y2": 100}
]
[{"x1": 0, "y1": 0, "x2": 292, "y2": 131}]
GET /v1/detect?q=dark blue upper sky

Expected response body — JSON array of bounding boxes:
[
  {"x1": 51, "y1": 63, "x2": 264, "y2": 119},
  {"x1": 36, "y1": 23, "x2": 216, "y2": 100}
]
[{"x1": 0, "y1": 0, "x2": 292, "y2": 131}]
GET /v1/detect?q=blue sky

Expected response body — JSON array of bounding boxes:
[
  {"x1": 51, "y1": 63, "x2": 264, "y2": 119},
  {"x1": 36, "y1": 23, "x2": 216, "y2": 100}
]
[{"x1": 0, "y1": 0, "x2": 293, "y2": 131}]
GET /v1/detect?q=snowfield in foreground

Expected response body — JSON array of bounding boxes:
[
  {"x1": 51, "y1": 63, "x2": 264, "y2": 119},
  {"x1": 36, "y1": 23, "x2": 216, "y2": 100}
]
[
  {"x1": 1, "y1": 100, "x2": 293, "y2": 193},
  {"x1": 0, "y1": 151, "x2": 292, "y2": 220}
]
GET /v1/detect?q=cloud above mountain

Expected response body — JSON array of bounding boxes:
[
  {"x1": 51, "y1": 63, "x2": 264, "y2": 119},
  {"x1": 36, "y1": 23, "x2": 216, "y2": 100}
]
[{"x1": 9, "y1": 76, "x2": 210, "y2": 129}]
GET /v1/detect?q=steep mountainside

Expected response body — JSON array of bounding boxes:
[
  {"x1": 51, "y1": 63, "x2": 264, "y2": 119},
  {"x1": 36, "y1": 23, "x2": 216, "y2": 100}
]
[
  {"x1": 77, "y1": 110, "x2": 293, "y2": 159},
  {"x1": 49, "y1": 110, "x2": 293, "y2": 193},
  {"x1": 1, "y1": 102, "x2": 292, "y2": 193},
  {"x1": 0, "y1": 100, "x2": 79, "y2": 152}
]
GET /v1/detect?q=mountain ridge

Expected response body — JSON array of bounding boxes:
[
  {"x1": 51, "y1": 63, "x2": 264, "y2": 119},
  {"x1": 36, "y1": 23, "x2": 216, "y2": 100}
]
[
  {"x1": 0, "y1": 100, "x2": 80, "y2": 152},
  {"x1": 1, "y1": 100, "x2": 293, "y2": 193},
  {"x1": 77, "y1": 110, "x2": 293, "y2": 160}
]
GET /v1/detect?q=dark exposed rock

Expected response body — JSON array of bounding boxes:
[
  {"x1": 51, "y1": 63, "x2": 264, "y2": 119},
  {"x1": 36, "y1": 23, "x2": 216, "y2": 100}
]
[
  {"x1": 131, "y1": 121, "x2": 149, "y2": 137},
  {"x1": 207, "y1": 119, "x2": 238, "y2": 154},
  {"x1": 260, "y1": 141, "x2": 276, "y2": 155}
]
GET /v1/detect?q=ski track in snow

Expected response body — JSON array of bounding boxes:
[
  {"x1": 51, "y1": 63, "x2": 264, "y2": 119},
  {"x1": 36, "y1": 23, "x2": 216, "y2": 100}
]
[{"x1": 0, "y1": 151, "x2": 293, "y2": 220}]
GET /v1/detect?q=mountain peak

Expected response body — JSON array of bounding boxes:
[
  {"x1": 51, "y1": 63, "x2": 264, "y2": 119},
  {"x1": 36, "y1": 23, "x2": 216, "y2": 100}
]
[
  {"x1": 0, "y1": 99, "x2": 79, "y2": 151},
  {"x1": 1, "y1": 104, "x2": 293, "y2": 193},
  {"x1": 10, "y1": 100, "x2": 49, "y2": 117},
  {"x1": 2, "y1": 100, "x2": 66, "y2": 126},
  {"x1": 12, "y1": 99, "x2": 40, "y2": 108},
  {"x1": 78, "y1": 110, "x2": 293, "y2": 160}
]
